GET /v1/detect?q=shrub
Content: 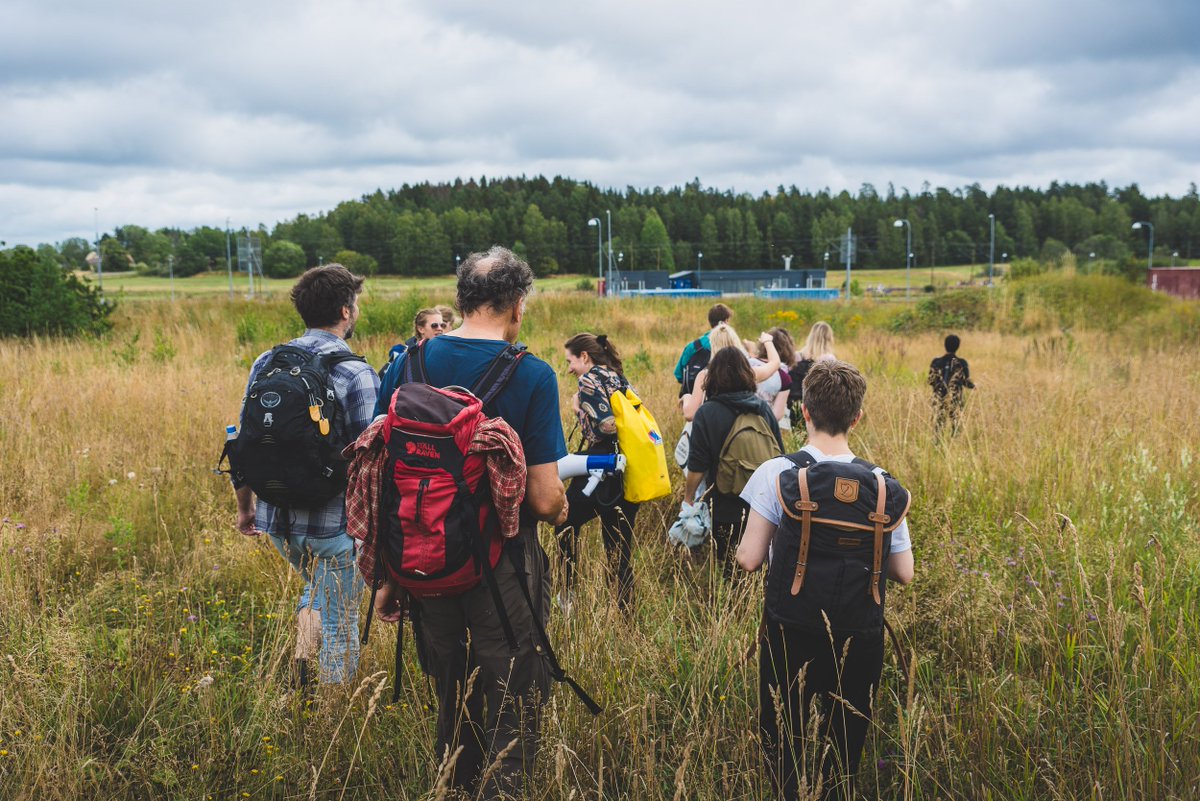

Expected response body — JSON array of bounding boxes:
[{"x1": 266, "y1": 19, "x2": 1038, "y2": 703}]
[
  {"x1": 0, "y1": 246, "x2": 114, "y2": 336},
  {"x1": 262, "y1": 240, "x2": 307, "y2": 278},
  {"x1": 890, "y1": 288, "x2": 993, "y2": 332}
]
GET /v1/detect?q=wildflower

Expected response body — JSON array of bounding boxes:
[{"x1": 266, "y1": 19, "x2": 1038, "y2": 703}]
[
  {"x1": 126, "y1": 472, "x2": 136, "y2": 480},
  {"x1": 196, "y1": 675, "x2": 214, "y2": 690},
  {"x1": 187, "y1": 615, "x2": 197, "y2": 622},
  {"x1": 0, "y1": 750, "x2": 9, "y2": 756},
  {"x1": 179, "y1": 627, "x2": 188, "y2": 634},
  {"x1": 250, "y1": 769, "x2": 259, "y2": 776},
  {"x1": 191, "y1": 764, "x2": 199, "y2": 771},
  {"x1": 275, "y1": 775, "x2": 283, "y2": 782},
  {"x1": 108, "y1": 479, "x2": 118, "y2": 486},
  {"x1": 261, "y1": 736, "x2": 271, "y2": 743},
  {"x1": 15, "y1": 523, "x2": 25, "y2": 530},
  {"x1": 12, "y1": 730, "x2": 21, "y2": 737},
  {"x1": 877, "y1": 758, "x2": 890, "y2": 769}
]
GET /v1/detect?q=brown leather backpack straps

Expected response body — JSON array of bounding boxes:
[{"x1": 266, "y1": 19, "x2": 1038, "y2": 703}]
[
  {"x1": 790, "y1": 468, "x2": 819, "y2": 596},
  {"x1": 867, "y1": 471, "x2": 889, "y2": 604}
]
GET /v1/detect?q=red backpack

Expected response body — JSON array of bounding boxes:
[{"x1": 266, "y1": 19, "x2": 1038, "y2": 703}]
[{"x1": 375, "y1": 341, "x2": 526, "y2": 599}]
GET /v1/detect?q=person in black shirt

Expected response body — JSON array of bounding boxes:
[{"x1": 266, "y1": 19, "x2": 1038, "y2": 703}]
[{"x1": 929, "y1": 334, "x2": 975, "y2": 434}]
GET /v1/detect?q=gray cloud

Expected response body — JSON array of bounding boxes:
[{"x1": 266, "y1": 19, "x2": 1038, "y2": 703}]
[{"x1": 2, "y1": 0, "x2": 1198, "y2": 245}]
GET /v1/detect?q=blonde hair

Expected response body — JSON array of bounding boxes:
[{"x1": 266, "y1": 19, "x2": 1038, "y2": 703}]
[
  {"x1": 709, "y1": 322, "x2": 746, "y2": 355},
  {"x1": 800, "y1": 321, "x2": 835, "y2": 361}
]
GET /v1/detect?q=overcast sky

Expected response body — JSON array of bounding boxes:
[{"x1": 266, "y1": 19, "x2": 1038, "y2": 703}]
[{"x1": 2, "y1": 0, "x2": 1198, "y2": 246}]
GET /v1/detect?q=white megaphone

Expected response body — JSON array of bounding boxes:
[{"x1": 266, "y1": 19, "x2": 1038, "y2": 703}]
[{"x1": 557, "y1": 453, "x2": 627, "y2": 497}]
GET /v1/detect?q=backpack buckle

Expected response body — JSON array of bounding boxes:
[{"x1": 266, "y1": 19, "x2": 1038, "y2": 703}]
[
  {"x1": 794, "y1": 500, "x2": 818, "y2": 513},
  {"x1": 322, "y1": 466, "x2": 334, "y2": 478},
  {"x1": 290, "y1": 367, "x2": 302, "y2": 376},
  {"x1": 867, "y1": 512, "x2": 890, "y2": 524}
]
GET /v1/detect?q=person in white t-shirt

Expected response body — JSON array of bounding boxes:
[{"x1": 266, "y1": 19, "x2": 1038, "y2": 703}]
[{"x1": 736, "y1": 359, "x2": 914, "y2": 801}]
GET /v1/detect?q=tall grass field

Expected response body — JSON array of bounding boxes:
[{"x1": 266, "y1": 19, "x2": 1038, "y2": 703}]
[{"x1": 1, "y1": 276, "x2": 1198, "y2": 800}]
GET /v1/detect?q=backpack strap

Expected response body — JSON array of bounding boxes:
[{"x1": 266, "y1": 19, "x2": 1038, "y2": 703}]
[
  {"x1": 470, "y1": 345, "x2": 528, "y2": 408},
  {"x1": 403, "y1": 339, "x2": 430, "y2": 385},
  {"x1": 784, "y1": 450, "x2": 817, "y2": 470},
  {"x1": 505, "y1": 542, "x2": 603, "y2": 715},
  {"x1": 789, "y1": 467, "x2": 819, "y2": 596},
  {"x1": 867, "y1": 471, "x2": 889, "y2": 605}
]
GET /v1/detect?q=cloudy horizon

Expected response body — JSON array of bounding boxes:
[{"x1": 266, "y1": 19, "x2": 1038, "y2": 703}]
[{"x1": 2, "y1": 0, "x2": 1198, "y2": 247}]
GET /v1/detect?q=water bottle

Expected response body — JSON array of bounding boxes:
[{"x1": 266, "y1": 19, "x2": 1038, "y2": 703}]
[{"x1": 225, "y1": 424, "x2": 238, "y2": 442}]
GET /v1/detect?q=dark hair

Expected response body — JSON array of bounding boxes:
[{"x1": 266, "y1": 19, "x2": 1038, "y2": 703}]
[
  {"x1": 290, "y1": 264, "x2": 364, "y2": 329},
  {"x1": 708, "y1": 303, "x2": 733, "y2": 328},
  {"x1": 704, "y1": 347, "x2": 756, "y2": 397},
  {"x1": 802, "y1": 360, "x2": 866, "y2": 436},
  {"x1": 564, "y1": 333, "x2": 624, "y2": 376},
  {"x1": 944, "y1": 334, "x2": 961, "y2": 353},
  {"x1": 456, "y1": 246, "x2": 534, "y2": 316},
  {"x1": 759, "y1": 327, "x2": 796, "y2": 365}
]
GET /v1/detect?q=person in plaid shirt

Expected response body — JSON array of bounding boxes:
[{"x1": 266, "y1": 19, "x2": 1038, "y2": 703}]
[
  {"x1": 372, "y1": 246, "x2": 568, "y2": 800},
  {"x1": 233, "y1": 264, "x2": 379, "y2": 686}
]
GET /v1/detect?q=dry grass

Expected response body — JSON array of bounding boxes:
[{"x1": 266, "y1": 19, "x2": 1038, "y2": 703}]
[{"x1": 0, "y1": 288, "x2": 1198, "y2": 800}]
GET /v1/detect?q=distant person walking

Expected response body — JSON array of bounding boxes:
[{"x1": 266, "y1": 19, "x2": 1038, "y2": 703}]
[
  {"x1": 681, "y1": 323, "x2": 781, "y2": 421},
  {"x1": 673, "y1": 303, "x2": 734, "y2": 398},
  {"x1": 788, "y1": 321, "x2": 836, "y2": 418},
  {"x1": 556, "y1": 333, "x2": 639, "y2": 614},
  {"x1": 929, "y1": 334, "x2": 974, "y2": 434},
  {"x1": 681, "y1": 347, "x2": 784, "y2": 577}
]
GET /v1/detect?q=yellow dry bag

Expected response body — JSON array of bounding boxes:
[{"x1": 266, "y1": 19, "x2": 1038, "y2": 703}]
[{"x1": 611, "y1": 387, "x2": 672, "y2": 503}]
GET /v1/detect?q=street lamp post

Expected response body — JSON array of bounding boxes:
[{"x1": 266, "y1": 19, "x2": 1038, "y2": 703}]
[
  {"x1": 697, "y1": 251, "x2": 703, "y2": 273},
  {"x1": 1132, "y1": 221, "x2": 1154, "y2": 272},
  {"x1": 893, "y1": 218, "x2": 912, "y2": 300},
  {"x1": 587, "y1": 217, "x2": 602, "y2": 292},
  {"x1": 988, "y1": 213, "x2": 995, "y2": 285},
  {"x1": 606, "y1": 210, "x2": 614, "y2": 296},
  {"x1": 1172, "y1": 251, "x2": 1179, "y2": 267}
]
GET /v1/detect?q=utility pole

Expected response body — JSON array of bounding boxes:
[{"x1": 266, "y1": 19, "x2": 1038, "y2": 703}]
[
  {"x1": 168, "y1": 255, "x2": 175, "y2": 301},
  {"x1": 988, "y1": 213, "x2": 995, "y2": 284},
  {"x1": 225, "y1": 218, "x2": 234, "y2": 298},
  {"x1": 844, "y1": 227, "x2": 853, "y2": 301},
  {"x1": 94, "y1": 207, "x2": 104, "y2": 292},
  {"x1": 606, "y1": 209, "x2": 614, "y2": 297}
]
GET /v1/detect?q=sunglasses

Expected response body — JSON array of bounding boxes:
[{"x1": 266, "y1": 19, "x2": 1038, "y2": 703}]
[{"x1": 429, "y1": 322, "x2": 447, "y2": 329}]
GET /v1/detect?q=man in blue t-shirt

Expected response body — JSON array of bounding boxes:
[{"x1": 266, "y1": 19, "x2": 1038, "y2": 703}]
[{"x1": 372, "y1": 246, "x2": 568, "y2": 800}]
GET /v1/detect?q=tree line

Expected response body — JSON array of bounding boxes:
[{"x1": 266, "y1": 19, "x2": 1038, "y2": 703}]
[{"x1": 35, "y1": 177, "x2": 1200, "y2": 279}]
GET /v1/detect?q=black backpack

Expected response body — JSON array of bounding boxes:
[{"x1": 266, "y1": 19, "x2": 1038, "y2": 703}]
[
  {"x1": 787, "y1": 358, "x2": 814, "y2": 420},
  {"x1": 224, "y1": 345, "x2": 366, "y2": 518},
  {"x1": 765, "y1": 452, "x2": 910, "y2": 634},
  {"x1": 679, "y1": 339, "x2": 710, "y2": 397}
]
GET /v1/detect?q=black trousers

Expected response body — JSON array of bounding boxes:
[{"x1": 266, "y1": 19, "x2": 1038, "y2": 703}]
[
  {"x1": 555, "y1": 474, "x2": 638, "y2": 612},
  {"x1": 411, "y1": 531, "x2": 551, "y2": 800},
  {"x1": 759, "y1": 619, "x2": 885, "y2": 801}
]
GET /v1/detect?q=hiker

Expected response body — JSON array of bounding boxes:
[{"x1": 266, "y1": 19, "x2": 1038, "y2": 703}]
[
  {"x1": 436, "y1": 303, "x2": 460, "y2": 332},
  {"x1": 737, "y1": 360, "x2": 914, "y2": 801},
  {"x1": 365, "y1": 246, "x2": 572, "y2": 799},
  {"x1": 230, "y1": 264, "x2": 379, "y2": 686},
  {"x1": 556, "y1": 333, "x2": 638, "y2": 613},
  {"x1": 752, "y1": 327, "x2": 796, "y2": 428},
  {"x1": 929, "y1": 334, "x2": 975, "y2": 434},
  {"x1": 378, "y1": 308, "x2": 446, "y2": 379},
  {"x1": 787, "y1": 320, "x2": 836, "y2": 419},
  {"x1": 680, "y1": 322, "x2": 781, "y2": 421},
  {"x1": 681, "y1": 347, "x2": 784, "y2": 577},
  {"x1": 673, "y1": 303, "x2": 733, "y2": 398}
]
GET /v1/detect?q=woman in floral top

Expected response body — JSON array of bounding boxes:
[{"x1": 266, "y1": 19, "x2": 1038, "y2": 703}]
[{"x1": 558, "y1": 333, "x2": 639, "y2": 614}]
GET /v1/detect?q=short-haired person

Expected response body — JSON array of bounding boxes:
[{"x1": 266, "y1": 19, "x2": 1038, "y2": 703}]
[
  {"x1": 929, "y1": 334, "x2": 975, "y2": 435},
  {"x1": 234, "y1": 264, "x2": 379, "y2": 685},
  {"x1": 371, "y1": 247, "x2": 568, "y2": 799},
  {"x1": 557, "y1": 333, "x2": 639, "y2": 613},
  {"x1": 682, "y1": 347, "x2": 784, "y2": 577},
  {"x1": 673, "y1": 303, "x2": 733, "y2": 397},
  {"x1": 681, "y1": 322, "x2": 781, "y2": 420},
  {"x1": 737, "y1": 360, "x2": 915, "y2": 801}
]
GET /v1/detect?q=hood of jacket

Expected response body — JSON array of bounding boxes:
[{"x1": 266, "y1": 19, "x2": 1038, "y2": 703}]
[{"x1": 711, "y1": 390, "x2": 764, "y2": 415}]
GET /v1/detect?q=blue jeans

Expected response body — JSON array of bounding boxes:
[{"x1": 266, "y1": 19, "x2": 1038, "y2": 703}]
[{"x1": 269, "y1": 531, "x2": 365, "y2": 684}]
